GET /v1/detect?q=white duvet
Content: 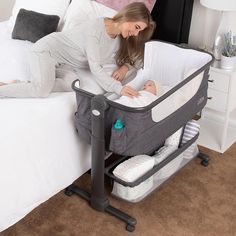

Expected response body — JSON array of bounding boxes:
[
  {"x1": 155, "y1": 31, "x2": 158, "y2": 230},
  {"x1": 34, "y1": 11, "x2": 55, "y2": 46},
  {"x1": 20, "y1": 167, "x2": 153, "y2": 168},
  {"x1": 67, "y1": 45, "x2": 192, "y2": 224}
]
[{"x1": 0, "y1": 21, "x2": 32, "y2": 83}]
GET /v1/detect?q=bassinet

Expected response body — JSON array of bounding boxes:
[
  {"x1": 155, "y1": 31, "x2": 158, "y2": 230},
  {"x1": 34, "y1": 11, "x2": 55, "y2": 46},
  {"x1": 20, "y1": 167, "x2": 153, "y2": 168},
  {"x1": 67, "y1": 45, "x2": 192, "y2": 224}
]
[
  {"x1": 74, "y1": 41, "x2": 212, "y2": 156},
  {"x1": 65, "y1": 41, "x2": 213, "y2": 232}
]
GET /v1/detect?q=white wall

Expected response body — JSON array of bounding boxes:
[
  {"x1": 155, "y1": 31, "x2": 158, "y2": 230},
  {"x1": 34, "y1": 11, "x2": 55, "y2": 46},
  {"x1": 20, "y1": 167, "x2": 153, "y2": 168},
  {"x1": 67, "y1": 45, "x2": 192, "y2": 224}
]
[
  {"x1": 189, "y1": 0, "x2": 221, "y2": 49},
  {"x1": 0, "y1": 0, "x2": 229, "y2": 50},
  {"x1": 0, "y1": 0, "x2": 15, "y2": 21}
]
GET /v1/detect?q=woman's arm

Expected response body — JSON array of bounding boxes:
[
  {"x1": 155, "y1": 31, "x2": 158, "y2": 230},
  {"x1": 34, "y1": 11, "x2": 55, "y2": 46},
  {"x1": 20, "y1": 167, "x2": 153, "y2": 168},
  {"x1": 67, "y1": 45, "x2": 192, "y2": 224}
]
[
  {"x1": 85, "y1": 35, "x2": 124, "y2": 95},
  {"x1": 111, "y1": 64, "x2": 129, "y2": 81}
]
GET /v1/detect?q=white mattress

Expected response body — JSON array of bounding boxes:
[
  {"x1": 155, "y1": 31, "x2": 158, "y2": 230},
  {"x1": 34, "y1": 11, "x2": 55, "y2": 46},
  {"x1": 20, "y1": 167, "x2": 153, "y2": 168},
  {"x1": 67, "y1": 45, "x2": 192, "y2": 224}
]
[{"x1": 0, "y1": 21, "x2": 91, "y2": 231}]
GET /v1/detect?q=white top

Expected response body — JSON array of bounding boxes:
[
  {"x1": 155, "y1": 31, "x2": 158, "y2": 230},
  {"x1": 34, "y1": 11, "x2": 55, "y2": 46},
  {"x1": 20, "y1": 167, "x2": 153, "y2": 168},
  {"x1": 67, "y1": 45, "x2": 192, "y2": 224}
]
[{"x1": 62, "y1": 18, "x2": 123, "y2": 94}]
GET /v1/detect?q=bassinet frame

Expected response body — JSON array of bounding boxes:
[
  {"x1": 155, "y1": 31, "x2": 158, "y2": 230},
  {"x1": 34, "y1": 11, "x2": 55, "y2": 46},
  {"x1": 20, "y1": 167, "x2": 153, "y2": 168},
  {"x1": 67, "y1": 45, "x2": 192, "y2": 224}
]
[{"x1": 65, "y1": 42, "x2": 213, "y2": 232}]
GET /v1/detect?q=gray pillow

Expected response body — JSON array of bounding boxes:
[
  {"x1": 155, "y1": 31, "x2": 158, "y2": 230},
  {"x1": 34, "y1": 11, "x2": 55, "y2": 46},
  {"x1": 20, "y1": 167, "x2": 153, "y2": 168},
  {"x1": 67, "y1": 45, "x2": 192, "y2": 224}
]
[{"x1": 12, "y1": 8, "x2": 60, "y2": 43}]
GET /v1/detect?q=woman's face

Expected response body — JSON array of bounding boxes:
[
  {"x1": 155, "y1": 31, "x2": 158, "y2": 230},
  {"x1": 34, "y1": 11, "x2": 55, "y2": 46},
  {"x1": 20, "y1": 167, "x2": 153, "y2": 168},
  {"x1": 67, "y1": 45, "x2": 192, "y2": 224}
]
[{"x1": 119, "y1": 21, "x2": 147, "y2": 38}]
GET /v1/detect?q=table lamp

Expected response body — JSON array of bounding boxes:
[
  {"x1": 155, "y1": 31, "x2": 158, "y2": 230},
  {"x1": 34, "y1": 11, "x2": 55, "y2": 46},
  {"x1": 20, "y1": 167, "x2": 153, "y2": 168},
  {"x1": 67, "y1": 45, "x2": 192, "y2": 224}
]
[{"x1": 200, "y1": 0, "x2": 236, "y2": 60}]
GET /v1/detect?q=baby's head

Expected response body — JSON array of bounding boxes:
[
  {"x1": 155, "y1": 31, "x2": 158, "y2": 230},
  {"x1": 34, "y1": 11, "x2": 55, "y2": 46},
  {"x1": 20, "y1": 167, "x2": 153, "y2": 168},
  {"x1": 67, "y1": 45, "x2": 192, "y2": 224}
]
[{"x1": 142, "y1": 80, "x2": 158, "y2": 95}]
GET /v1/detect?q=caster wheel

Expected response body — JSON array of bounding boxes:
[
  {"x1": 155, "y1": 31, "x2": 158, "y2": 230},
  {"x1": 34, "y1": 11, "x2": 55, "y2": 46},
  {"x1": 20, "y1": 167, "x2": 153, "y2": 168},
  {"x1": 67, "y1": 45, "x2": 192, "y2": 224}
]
[
  {"x1": 201, "y1": 160, "x2": 209, "y2": 167},
  {"x1": 64, "y1": 188, "x2": 74, "y2": 196},
  {"x1": 126, "y1": 224, "x2": 135, "y2": 232}
]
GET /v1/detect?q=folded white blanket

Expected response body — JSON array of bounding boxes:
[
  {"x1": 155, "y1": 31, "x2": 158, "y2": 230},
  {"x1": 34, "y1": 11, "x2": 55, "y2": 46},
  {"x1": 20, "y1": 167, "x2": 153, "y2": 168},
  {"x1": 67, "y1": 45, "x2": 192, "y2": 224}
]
[
  {"x1": 114, "y1": 90, "x2": 157, "y2": 107},
  {"x1": 113, "y1": 154, "x2": 155, "y2": 182}
]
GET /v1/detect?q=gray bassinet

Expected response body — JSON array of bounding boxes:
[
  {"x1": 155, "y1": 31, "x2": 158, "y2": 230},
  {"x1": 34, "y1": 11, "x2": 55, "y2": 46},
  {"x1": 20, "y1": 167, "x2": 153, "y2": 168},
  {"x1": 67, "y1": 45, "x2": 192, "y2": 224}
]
[
  {"x1": 73, "y1": 41, "x2": 212, "y2": 156},
  {"x1": 66, "y1": 41, "x2": 213, "y2": 232}
]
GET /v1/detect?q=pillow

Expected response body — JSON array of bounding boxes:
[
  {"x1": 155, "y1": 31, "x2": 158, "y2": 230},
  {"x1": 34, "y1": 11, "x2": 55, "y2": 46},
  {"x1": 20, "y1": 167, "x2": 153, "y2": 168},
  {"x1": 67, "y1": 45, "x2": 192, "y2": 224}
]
[
  {"x1": 8, "y1": 0, "x2": 70, "y2": 31},
  {"x1": 12, "y1": 9, "x2": 60, "y2": 43},
  {"x1": 94, "y1": 0, "x2": 156, "y2": 12},
  {"x1": 63, "y1": 0, "x2": 117, "y2": 30}
]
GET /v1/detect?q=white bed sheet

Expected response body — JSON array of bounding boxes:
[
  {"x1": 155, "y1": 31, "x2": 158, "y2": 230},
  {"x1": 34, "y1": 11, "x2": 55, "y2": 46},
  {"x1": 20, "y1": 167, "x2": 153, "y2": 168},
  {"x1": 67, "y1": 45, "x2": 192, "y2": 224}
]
[
  {"x1": 0, "y1": 93, "x2": 92, "y2": 232},
  {"x1": 0, "y1": 21, "x2": 92, "y2": 231}
]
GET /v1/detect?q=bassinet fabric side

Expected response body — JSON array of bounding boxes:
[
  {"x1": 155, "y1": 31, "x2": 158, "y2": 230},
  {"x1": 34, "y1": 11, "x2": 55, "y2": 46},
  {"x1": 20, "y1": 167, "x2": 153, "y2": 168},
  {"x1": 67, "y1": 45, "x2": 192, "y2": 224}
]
[
  {"x1": 109, "y1": 73, "x2": 208, "y2": 156},
  {"x1": 74, "y1": 68, "x2": 209, "y2": 156},
  {"x1": 75, "y1": 92, "x2": 93, "y2": 144}
]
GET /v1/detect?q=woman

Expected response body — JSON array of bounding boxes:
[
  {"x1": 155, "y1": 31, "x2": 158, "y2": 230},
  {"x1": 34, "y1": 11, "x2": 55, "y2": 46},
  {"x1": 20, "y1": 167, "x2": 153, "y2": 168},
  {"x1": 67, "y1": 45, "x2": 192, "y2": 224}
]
[{"x1": 0, "y1": 2, "x2": 155, "y2": 98}]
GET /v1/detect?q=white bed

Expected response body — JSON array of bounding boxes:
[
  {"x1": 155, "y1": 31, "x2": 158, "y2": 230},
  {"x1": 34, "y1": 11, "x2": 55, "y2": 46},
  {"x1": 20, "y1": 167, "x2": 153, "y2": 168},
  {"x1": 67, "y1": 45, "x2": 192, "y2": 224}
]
[{"x1": 0, "y1": 0, "x2": 117, "y2": 231}]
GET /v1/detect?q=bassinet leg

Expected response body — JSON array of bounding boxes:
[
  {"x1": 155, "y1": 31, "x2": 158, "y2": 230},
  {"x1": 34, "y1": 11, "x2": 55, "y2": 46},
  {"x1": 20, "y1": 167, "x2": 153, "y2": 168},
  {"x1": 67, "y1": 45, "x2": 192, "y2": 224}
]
[
  {"x1": 65, "y1": 95, "x2": 137, "y2": 232},
  {"x1": 90, "y1": 95, "x2": 137, "y2": 231},
  {"x1": 197, "y1": 152, "x2": 210, "y2": 167}
]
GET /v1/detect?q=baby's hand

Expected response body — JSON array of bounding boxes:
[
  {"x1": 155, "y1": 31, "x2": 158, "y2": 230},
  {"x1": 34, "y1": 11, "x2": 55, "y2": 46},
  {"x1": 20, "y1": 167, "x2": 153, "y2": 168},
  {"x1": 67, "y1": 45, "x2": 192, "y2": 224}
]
[
  {"x1": 121, "y1": 86, "x2": 139, "y2": 98},
  {"x1": 112, "y1": 65, "x2": 129, "y2": 81}
]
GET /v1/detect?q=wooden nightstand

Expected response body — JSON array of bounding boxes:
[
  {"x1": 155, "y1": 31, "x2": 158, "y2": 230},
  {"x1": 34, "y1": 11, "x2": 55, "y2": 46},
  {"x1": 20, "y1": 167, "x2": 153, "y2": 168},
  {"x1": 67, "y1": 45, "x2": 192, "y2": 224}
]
[{"x1": 198, "y1": 60, "x2": 236, "y2": 153}]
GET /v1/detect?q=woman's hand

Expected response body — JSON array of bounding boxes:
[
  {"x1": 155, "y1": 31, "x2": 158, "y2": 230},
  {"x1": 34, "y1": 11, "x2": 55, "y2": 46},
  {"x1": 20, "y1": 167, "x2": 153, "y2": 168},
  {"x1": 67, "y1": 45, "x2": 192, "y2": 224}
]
[
  {"x1": 112, "y1": 65, "x2": 129, "y2": 81},
  {"x1": 121, "y1": 85, "x2": 139, "y2": 98},
  {"x1": 0, "y1": 80, "x2": 20, "y2": 86}
]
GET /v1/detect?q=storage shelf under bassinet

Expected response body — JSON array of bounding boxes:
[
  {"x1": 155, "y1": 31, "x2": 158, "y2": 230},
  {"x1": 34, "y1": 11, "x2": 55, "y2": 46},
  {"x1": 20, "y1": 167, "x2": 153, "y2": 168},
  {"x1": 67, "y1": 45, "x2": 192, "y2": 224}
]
[{"x1": 105, "y1": 132, "x2": 199, "y2": 188}]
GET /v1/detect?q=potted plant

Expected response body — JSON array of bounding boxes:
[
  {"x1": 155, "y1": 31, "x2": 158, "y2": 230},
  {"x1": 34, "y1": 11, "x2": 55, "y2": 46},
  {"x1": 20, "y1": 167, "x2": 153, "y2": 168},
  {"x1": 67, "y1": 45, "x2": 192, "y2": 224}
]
[{"x1": 221, "y1": 31, "x2": 236, "y2": 70}]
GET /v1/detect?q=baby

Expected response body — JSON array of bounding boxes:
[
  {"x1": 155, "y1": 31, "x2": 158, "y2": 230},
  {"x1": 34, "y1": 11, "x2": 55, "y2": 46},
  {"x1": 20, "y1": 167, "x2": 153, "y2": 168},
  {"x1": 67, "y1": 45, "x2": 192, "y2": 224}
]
[{"x1": 114, "y1": 80, "x2": 160, "y2": 107}]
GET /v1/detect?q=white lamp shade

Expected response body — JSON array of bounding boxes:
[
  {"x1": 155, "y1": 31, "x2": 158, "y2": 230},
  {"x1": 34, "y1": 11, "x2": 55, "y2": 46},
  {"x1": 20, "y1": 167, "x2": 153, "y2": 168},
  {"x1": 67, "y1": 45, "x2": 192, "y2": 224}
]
[{"x1": 200, "y1": 0, "x2": 236, "y2": 11}]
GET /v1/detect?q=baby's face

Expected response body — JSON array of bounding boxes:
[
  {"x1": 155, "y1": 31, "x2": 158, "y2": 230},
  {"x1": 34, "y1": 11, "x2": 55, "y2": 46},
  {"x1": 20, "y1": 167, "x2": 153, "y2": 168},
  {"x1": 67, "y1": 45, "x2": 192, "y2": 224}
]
[{"x1": 142, "y1": 80, "x2": 157, "y2": 95}]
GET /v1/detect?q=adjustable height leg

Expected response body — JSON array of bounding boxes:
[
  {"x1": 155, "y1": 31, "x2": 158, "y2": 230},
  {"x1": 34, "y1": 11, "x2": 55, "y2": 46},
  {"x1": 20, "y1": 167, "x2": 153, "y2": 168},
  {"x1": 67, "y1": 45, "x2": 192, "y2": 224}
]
[
  {"x1": 90, "y1": 95, "x2": 109, "y2": 211},
  {"x1": 65, "y1": 95, "x2": 137, "y2": 232},
  {"x1": 197, "y1": 152, "x2": 210, "y2": 167}
]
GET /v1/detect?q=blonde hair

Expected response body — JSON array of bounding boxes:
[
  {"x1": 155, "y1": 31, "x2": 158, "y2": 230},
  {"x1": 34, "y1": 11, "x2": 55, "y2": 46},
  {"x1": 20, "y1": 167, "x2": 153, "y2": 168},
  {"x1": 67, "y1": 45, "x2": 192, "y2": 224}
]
[{"x1": 112, "y1": 2, "x2": 156, "y2": 67}]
